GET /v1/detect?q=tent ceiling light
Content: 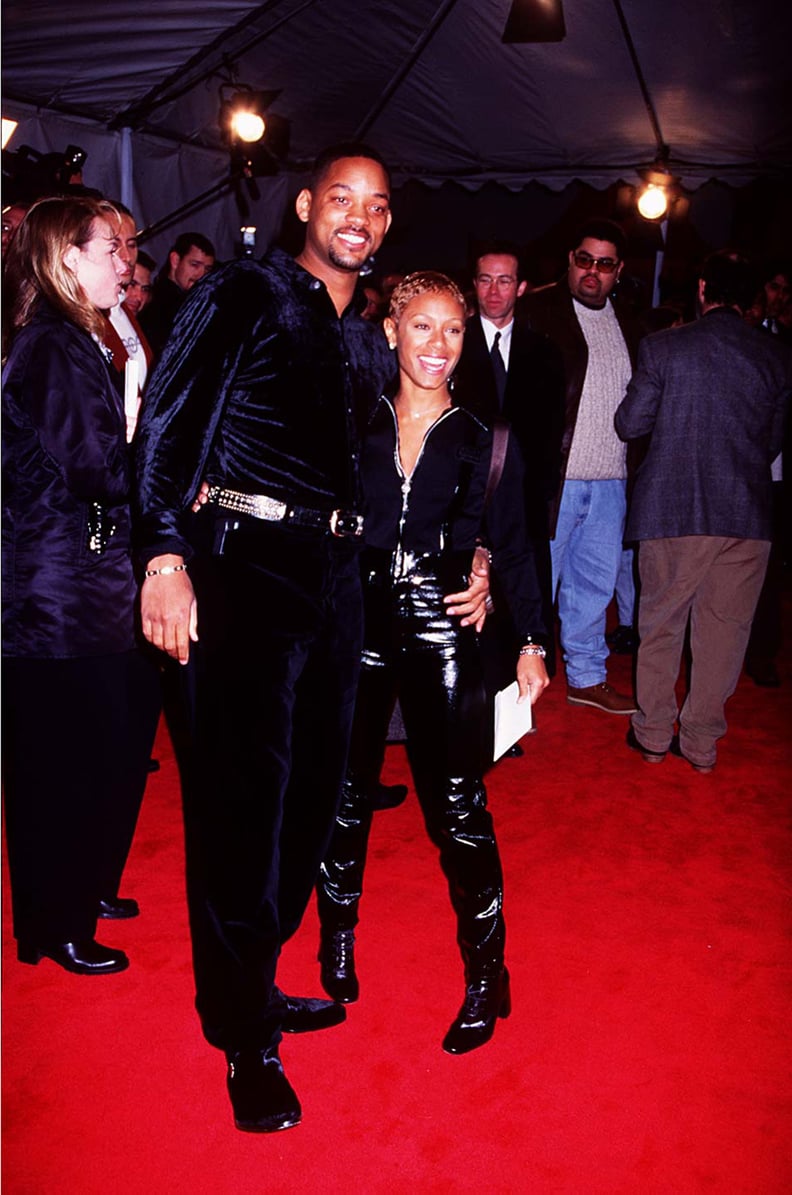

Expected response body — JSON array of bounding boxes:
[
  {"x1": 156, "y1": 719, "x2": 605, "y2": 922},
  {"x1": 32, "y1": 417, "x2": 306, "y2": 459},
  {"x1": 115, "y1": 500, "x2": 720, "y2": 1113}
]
[{"x1": 637, "y1": 183, "x2": 669, "y2": 220}]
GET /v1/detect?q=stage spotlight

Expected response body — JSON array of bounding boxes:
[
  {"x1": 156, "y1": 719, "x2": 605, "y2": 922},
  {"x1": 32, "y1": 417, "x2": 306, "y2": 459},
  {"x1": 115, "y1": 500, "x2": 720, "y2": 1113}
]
[
  {"x1": 231, "y1": 107, "x2": 265, "y2": 144},
  {"x1": 219, "y1": 87, "x2": 280, "y2": 145}
]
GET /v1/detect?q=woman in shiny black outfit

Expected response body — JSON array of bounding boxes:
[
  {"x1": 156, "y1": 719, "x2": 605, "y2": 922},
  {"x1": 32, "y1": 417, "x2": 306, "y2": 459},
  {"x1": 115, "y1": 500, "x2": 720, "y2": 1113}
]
[{"x1": 317, "y1": 272, "x2": 550, "y2": 1054}]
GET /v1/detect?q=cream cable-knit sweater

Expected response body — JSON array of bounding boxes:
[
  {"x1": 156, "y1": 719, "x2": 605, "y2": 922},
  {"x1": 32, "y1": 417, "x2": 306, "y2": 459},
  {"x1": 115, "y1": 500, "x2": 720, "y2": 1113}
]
[{"x1": 565, "y1": 298, "x2": 631, "y2": 481}]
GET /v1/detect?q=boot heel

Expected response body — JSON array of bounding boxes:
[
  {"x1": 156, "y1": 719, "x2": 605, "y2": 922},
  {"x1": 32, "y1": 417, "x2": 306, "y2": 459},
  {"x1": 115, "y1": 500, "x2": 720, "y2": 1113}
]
[
  {"x1": 17, "y1": 943, "x2": 43, "y2": 965},
  {"x1": 498, "y1": 970, "x2": 512, "y2": 1020}
]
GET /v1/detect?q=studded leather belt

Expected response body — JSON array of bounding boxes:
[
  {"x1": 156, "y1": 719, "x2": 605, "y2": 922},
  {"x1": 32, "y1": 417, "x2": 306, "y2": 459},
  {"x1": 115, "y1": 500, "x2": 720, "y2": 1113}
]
[{"x1": 205, "y1": 485, "x2": 364, "y2": 538}]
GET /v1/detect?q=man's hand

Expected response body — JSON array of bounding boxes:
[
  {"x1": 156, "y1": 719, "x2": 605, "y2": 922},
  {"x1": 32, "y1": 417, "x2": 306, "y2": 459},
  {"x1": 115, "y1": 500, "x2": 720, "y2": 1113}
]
[
  {"x1": 140, "y1": 554, "x2": 198, "y2": 665},
  {"x1": 516, "y1": 653, "x2": 550, "y2": 706},
  {"x1": 444, "y1": 545, "x2": 491, "y2": 632}
]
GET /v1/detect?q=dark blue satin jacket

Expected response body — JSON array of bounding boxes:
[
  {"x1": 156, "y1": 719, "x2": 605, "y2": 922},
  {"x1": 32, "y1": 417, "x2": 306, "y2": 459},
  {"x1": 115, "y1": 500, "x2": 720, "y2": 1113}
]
[
  {"x1": 2, "y1": 305, "x2": 138, "y2": 658},
  {"x1": 133, "y1": 248, "x2": 395, "y2": 564}
]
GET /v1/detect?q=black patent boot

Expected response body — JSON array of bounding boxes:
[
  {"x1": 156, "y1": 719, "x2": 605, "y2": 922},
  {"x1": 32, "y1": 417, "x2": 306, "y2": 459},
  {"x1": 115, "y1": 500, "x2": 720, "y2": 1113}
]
[
  {"x1": 442, "y1": 967, "x2": 511, "y2": 1055},
  {"x1": 317, "y1": 928, "x2": 359, "y2": 1003},
  {"x1": 434, "y1": 779, "x2": 509, "y2": 1055},
  {"x1": 316, "y1": 777, "x2": 372, "y2": 1003}
]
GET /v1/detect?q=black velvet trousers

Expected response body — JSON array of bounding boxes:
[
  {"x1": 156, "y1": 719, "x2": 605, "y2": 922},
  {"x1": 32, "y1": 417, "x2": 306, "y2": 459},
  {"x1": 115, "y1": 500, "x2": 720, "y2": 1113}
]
[
  {"x1": 177, "y1": 517, "x2": 364, "y2": 1053},
  {"x1": 317, "y1": 550, "x2": 506, "y2": 981},
  {"x1": 2, "y1": 649, "x2": 161, "y2": 944}
]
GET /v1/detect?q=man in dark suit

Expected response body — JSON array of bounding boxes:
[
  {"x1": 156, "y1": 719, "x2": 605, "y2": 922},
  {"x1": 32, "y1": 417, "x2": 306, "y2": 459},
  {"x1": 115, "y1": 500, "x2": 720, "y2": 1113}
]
[
  {"x1": 615, "y1": 252, "x2": 791, "y2": 773},
  {"x1": 453, "y1": 241, "x2": 564, "y2": 676}
]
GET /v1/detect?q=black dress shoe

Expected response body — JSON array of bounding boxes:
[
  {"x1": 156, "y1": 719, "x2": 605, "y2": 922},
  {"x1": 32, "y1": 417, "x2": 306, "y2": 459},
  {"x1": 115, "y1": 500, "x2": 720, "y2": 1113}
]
[
  {"x1": 442, "y1": 968, "x2": 511, "y2": 1056},
  {"x1": 625, "y1": 726, "x2": 667, "y2": 763},
  {"x1": 369, "y1": 781, "x2": 408, "y2": 811},
  {"x1": 17, "y1": 939, "x2": 129, "y2": 975},
  {"x1": 226, "y1": 1047, "x2": 301, "y2": 1133},
  {"x1": 274, "y1": 987, "x2": 347, "y2": 1033},
  {"x1": 318, "y1": 930, "x2": 359, "y2": 1003},
  {"x1": 98, "y1": 896, "x2": 140, "y2": 920}
]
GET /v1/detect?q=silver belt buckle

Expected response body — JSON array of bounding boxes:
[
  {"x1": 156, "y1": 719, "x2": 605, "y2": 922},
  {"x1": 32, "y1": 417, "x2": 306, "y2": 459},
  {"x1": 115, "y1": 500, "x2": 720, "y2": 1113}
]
[
  {"x1": 251, "y1": 493, "x2": 287, "y2": 521},
  {"x1": 329, "y1": 510, "x2": 364, "y2": 538}
]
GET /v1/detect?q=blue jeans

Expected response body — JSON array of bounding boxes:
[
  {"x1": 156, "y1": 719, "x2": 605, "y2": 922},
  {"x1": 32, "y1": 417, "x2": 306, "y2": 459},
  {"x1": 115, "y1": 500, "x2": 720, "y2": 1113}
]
[
  {"x1": 551, "y1": 479, "x2": 627, "y2": 688},
  {"x1": 614, "y1": 545, "x2": 637, "y2": 627}
]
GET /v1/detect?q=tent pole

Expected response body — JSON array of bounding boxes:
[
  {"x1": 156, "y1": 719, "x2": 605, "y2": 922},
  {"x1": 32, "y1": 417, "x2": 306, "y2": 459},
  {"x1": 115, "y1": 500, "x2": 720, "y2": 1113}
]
[
  {"x1": 119, "y1": 126, "x2": 134, "y2": 209},
  {"x1": 652, "y1": 218, "x2": 668, "y2": 308}
]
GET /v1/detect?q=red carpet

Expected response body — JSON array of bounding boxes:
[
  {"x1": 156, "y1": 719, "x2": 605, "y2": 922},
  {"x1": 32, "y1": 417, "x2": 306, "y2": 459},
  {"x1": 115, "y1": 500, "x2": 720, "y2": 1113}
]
[{"x1": 4, "y1": 600, "x2": 792, "y2": 1193}]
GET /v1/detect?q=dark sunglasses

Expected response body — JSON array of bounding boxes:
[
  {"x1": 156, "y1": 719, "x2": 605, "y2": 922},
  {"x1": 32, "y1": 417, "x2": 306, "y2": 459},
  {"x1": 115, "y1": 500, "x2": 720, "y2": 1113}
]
[{"x1": 572, "y1": 250, "x2": 619, "y2": 274}]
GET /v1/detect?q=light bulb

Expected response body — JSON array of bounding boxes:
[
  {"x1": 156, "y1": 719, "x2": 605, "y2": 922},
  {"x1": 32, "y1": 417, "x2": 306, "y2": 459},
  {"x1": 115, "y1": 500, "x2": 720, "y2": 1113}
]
[
  {"x1": 637, "y1": 184, "x2": 668, "y2": 220},
  {"x1": 231, "y1": 110, "x2": 265, "y2": 143}
]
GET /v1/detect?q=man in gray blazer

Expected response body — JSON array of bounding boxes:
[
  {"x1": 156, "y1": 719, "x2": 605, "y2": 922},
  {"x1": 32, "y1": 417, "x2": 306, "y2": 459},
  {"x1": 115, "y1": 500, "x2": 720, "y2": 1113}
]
[{"x1": 615, "y1": 252, "x2": 791, "y2": 773}]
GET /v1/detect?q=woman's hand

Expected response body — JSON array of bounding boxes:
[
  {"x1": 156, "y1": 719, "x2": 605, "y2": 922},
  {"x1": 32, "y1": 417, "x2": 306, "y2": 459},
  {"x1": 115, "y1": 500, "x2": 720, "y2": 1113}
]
[
  {"x1": 516, "y1": 653, "x2": 550, "y2": 705},
  {"x1": 444, "y1": 545, "x2": 491, "y2": 631},
  {"x1": 191, "y1": 480, "x2": 210, "y2": 513},
  {"x1": 140, "y1": 555, "x2": 198, "y2": 665}
]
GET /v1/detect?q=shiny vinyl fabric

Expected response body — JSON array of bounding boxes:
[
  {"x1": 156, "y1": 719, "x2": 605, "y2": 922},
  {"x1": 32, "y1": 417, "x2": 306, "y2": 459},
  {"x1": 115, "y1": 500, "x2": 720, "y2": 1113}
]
[{"x1": 318, "y1": 550, "x2": 505, "y2": 979}]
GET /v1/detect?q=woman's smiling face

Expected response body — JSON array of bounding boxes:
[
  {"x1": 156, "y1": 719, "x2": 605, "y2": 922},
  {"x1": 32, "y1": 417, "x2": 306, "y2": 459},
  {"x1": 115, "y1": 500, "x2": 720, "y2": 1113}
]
[{"x1": 386, "y1": 291, "x2": 466, "y2": 393}]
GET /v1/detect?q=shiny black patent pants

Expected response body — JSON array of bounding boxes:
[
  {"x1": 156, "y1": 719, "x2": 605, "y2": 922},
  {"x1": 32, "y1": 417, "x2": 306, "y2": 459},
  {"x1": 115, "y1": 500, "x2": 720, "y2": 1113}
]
[
  {"x1": 177, "y1": 517, "x2": 363, "y2": 1053},
  {"x1": 317, "y1": 551, "x2": 506, "y2": 980},
  {"x1": 2, "y1": 649, "x2": 160, "y2": 944}
]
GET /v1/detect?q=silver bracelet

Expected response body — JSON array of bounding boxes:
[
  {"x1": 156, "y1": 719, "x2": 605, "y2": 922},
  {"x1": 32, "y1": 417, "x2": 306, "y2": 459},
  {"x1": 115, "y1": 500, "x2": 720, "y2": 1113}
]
[
  {"x1": 519, "y1": 644, "x2": 546, "y2": 658},
  {"x1": 144, "y1": 563, "x2": 188, "y2": 578}
]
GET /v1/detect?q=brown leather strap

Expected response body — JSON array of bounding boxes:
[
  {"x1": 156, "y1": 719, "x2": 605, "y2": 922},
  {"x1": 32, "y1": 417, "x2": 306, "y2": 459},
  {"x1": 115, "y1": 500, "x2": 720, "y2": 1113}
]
[{"x1": 483, "y1": 417, "x2": 509, "y2": 510}]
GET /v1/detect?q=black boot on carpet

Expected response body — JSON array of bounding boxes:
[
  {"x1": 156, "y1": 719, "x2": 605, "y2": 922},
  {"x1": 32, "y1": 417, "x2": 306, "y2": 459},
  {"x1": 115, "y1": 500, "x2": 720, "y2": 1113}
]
[
  {"x1": 442, "y1": 967, "x2": 511, "y2": 1055},
  {"x1": 369, "y1": 781, "x2": 409, "y2": 810},
  {"x1": 318, "y1": 930, "x2": 359, "y2": 1003}
]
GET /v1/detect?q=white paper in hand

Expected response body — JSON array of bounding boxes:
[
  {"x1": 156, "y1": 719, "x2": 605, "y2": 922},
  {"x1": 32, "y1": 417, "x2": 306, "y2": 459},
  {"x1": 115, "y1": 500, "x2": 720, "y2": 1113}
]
[{"x1": 493, "y1": 681, "x2": 534, "y2": 761}]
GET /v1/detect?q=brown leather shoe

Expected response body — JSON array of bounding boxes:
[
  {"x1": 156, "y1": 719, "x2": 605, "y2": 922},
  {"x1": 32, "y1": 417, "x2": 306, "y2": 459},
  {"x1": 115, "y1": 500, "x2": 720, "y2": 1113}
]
[{"x1": 567, "y1": 682, "x2": 638, "y2": 715}]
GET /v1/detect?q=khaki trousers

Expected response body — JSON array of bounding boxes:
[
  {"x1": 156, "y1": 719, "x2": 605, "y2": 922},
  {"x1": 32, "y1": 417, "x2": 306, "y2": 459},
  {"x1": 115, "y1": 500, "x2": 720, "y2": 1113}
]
[{"x1": 633, "y1": 536, "x2": 771, "y2": 768}]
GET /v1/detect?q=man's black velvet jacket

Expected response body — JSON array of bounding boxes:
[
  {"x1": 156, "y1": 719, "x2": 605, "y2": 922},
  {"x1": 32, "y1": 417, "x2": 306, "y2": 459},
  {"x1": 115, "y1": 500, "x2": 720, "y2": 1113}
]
[{"x1": 134, "y1": 248, "x2": 395, "y2": 563}]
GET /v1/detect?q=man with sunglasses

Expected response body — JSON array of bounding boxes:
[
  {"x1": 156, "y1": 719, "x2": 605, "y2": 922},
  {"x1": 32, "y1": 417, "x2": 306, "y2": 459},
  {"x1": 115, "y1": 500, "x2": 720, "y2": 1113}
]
[{"x1": 524, "y1": 219, "x2": 640, "y2": 715}]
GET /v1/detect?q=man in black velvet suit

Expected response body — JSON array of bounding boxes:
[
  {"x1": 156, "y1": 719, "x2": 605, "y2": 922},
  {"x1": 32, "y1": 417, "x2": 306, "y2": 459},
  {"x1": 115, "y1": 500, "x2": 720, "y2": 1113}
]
[
  {"x1": 453, "y1": 243, "x2": 565, "y2": 676},
  {"x1": 134, "y1": 145, "x2": 487, "y2": 1134}
]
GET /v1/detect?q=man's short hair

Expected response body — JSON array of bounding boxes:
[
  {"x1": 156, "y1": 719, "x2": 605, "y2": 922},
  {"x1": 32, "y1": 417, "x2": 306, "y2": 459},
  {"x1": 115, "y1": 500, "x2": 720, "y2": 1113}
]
[
  {"x1": 472, "y1": 239, "x2": 523, "y2": 281},
  {"x1": 571, "y1": 218, "x2": 627, "y2": 260},
  {"x1": 137, "y1": 250, "x2": 156, "y2": 272},
  {"x1": 309, "y1": 142, "x2": 391, "y2": 193},
  {"x1": 170, "y1": 231, "x2": 215, "y2": 260},
  {"x1": 700, "y1": 251, "x2": 756, "y2": 312}
]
